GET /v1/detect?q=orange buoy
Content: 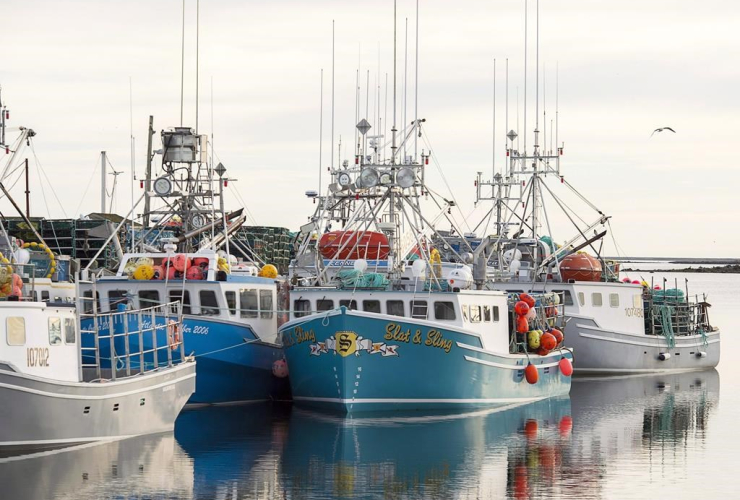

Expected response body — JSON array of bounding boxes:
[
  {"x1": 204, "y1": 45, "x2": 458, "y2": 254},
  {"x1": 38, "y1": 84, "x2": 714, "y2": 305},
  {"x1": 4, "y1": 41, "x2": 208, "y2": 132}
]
[
  {"x1": 550, "y1": 328, "x2": 564, "y2": 345},
  {"x1": 524, "y1": 419, "x2": 538, "y2": 439},
  {"x1": 540, "y1": 332, "x2": 557, "y2": 351},
  {"x1": 559, "y1": 357, "x2": 573, "y2": 377},
  {"x1": 519, "y1": 293, "x2": 536, "y2": 308},
  {"x1": 151, "y1": 265, "x2": 164, "y2": 280},
  {"x1": 516, "y1": 315, "x2": 529, "y2": 333},
  {"x1": 186, "y1": 266, "x2": 203, "y2": 280},
  {"x1": 172, "y1": 254, "x2": 191, "y2": 272},
  {"x1": 514, "y1": 300, "x2": 530, "y2": 316},
  {"x1": 524, "y1": 363, "x2": 539, "y2": 384}
]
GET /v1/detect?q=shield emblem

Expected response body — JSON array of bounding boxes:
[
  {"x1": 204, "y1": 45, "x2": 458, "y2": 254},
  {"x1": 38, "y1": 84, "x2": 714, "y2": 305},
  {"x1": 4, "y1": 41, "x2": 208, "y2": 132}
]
[{"x1": 335, "y1": 331, "x2": 357, "y2": 357}]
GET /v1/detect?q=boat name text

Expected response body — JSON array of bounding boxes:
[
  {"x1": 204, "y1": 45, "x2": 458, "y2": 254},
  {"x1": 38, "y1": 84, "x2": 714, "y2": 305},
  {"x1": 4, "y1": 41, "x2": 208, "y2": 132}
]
[
  {"x1": 385, "y1": 323, "x2": 453, "y2": 353},
  {"x1": 27, "y1": 347, "x2": 50, "y2": 367}
]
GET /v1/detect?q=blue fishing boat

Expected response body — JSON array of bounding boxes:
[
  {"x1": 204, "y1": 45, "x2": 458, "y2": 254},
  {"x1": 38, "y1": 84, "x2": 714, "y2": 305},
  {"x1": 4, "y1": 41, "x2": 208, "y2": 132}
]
[{"x1": 80, "y1": 125, "x2": 290, "y2": 405}]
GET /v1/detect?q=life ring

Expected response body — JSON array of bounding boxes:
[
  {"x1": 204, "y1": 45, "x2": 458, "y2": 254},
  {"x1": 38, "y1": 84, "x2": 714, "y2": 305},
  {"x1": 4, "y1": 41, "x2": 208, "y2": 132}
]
[
  {"x1": 167, "y1": 320, "x2": 181, "y2": 351},
  {"x1": 22, "y1": 242, "x2": 56, "y2": 279}
]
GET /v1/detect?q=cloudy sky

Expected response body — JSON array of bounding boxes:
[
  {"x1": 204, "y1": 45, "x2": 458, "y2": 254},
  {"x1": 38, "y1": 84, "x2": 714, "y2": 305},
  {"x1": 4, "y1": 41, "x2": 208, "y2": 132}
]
[{"x1": 1, "y1": 0, "x2": 738, "y2": 257}]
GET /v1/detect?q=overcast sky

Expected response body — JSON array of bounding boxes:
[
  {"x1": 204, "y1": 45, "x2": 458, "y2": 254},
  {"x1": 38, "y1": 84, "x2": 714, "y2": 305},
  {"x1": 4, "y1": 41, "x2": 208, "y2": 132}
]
[{"x1": 1, "y1": 0, "x2": 738, "y2": 257}]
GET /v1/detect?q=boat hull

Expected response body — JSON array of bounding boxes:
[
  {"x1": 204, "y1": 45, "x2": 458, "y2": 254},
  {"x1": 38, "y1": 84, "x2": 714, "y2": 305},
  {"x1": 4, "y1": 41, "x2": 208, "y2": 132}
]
[
  {"x1": 82, "y1": 315, "x2": 289, "y2": 405},
  {"x1": 280, "y1": 308, "x2": 572, "y2": 413},
  {"x1": 566, "y1": 316, "x2": 720, "y2": 373},
  {"x1": 0, "y1": 361, "x2": 195, "y2": 450}
]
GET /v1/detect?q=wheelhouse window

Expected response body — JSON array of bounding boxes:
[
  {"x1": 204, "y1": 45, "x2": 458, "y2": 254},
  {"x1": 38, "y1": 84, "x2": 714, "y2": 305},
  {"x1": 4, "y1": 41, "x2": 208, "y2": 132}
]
[
  {"x1": 294, "y1": 299, "x2": 311, "y2": 318},
  {"x1": 200, "y1": 290, "x2": 220, "y2": 316},
  {"x1": 363, "y1": 300, "x2": 381, "y2": 313},
  {"x1": 592, "y1": 293, "x2": 603, "y2": 307},
  {"x1": 7, "y1": 317, "x2": 25, "y2": 345},
  {"x1": 169, "y1": 290, "x2": 192, "y2": 315},
  {"x1": 139, "y1": 290, "x2": 160, "y2": 308},
  {"x1": 82, "y1": 291, "x2": 100, "y2": 314},
  {"x1": 240, "y1": 289, "x2": 259, "y2": 318},
  {"x1": 108, "y1": 290, "x2": 130, "y2": 311},
  {"x1": 387, "y1": 300, "x2": 404, "y2": 317},
  {"x1": 48, "y1": 317, "x2": 62, "y2": 346},
  {"x1": 469, "y1": 305, "x2": 482, "y2": 323},
  {"x1": 316, "y1": 299, "x2": 334, "y2": 312},
  {"x1": 633, "y1": 295, "x2": 643, "y2": 308},
  {"x1": 578, "y1": 292, "x2": 585, "y2": 306},
  {"x1": 552, "y1": 290, "x2": 574, "y2": 306},
  {"x1": 493, "y1": 305, "x2": 500, "y2": 322},
  {"x1": 483, "y1": 305, "x2": 491, "y2": 322},
  {"x1": 434, "y1": 301, "x2": 456, "y2": 320},
  {"x1": 225, "y1": 291, "x2": 237, "y2": 315},
  {"x1": 339, "y1": 299, "x2": 358, "y2": 311},
  {"x1": 461, "y1": 304, "x2": 469, "y2": 321},
  {"x1": 411, "y1": 300, "x2": 428, "y2": 320},
  {"x1": 41, "y1": 290, "x2": 50, "y2": 301},
  {"x1": 64, "y1": 318, "x2": 76, "y2": 344},
  {"x1": 260, "y1": 290, "x2": 274, "y2": 319},
  {"x1": 609, "y1": 293, "x2": 619, "y2": 308}
]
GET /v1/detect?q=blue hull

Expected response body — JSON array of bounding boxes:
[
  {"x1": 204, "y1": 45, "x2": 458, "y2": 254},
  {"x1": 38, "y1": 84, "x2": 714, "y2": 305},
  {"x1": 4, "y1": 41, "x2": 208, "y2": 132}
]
[
  {"x1": 83, "y1": 315, "x2": 289, "y2": 405},
  {"x1": 280, "y1": 308, "x2": 572, "y2": 413}
]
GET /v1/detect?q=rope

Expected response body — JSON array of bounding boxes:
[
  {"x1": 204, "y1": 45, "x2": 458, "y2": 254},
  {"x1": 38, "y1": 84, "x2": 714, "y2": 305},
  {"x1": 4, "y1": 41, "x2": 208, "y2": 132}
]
[{"x1": 657, "y1": 305, "x2": 676, "y2": 349}]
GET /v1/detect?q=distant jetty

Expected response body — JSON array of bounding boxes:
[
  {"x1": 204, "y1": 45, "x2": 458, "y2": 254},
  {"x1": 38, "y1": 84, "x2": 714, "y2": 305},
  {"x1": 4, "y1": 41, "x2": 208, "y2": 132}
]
[{"x1": 622, "y1": 264, "x2": 740, "y2": 274}]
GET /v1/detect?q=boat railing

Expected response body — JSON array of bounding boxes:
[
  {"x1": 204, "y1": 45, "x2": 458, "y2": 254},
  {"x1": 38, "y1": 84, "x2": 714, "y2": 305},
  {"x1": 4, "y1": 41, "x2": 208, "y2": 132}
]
[
  {"x1": 76, "y1": 278, "x2": 187, "y2": 381},
  {"x1": 645, "y1": 292, "x2": 713, "y2": 341}
]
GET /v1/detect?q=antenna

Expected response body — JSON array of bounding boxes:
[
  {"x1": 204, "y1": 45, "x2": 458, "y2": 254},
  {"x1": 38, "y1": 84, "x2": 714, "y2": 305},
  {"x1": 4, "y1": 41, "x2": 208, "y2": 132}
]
[
  {"x1": 195, "y1": 0, "x2": 200, "y2": 135},
  {"x1": 414, "y1": 0, "x2": 419, "y2": 162},
  {"x1": 523, "y1": 0, "x2": 527, "y2": 155},
  {"x1": 392, "y1": 0, "x2": 397, "y2": 164},
  {"x1": 331, "y1": 20, "x2": 335, "y2": 170},
  {"x1": 319, "y1": 68, "x2": 324, "y2": 193},
  {"x1": 355, "y1": 68, "x2": 360, "y2": 157},
  {"x1": 556, "y1": 61, "x2": 559, "y2": 152},
  {"x1": 493, "y1": 58, "x2": 496, "y2": 179},
  {"x1": 403, "y1": 16, "x2": 408, "y2": 161},
  {"x1": 505, "y1": 58, "x2": 509, "y2": 172},
  {"x1": 535, "y1": 0, "x2": 539, "y2": 153},
  {"x1": 129, "y1": 77, "x2": 135, "y2": 252},
  {"x1": 180, "y1": 0, "x2": 185, "y2": 126},
  {"x1": 384, "y1": 72, "x2": 388, "y2": 162}
]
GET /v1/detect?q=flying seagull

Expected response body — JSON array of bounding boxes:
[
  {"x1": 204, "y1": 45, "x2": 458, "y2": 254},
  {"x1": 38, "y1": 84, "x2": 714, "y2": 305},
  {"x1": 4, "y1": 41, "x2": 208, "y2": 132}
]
[{"x1": 650, "y1": 127, "x2": 676, "y2": 137}]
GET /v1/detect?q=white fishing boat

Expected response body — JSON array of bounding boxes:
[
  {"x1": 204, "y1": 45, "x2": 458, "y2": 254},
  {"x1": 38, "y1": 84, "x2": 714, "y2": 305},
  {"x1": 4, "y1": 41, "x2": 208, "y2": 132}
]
[{"x1": 0, "y1": 269, "x2": 195, "y2": 451}]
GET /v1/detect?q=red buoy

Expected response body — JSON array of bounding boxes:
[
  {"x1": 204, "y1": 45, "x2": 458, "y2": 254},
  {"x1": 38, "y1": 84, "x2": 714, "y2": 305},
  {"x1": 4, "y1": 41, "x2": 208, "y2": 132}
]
[
  {"x1": 559, "y1": 357, "x2": 574, "y2": 377},
  {"x1": 524, "y1": 363, "x2": 539, "y2": 384},
  {"x1": 514, "y1": 300, "x2": 530, "y2": 316},
  {"x1": 516, "y1": 316, "x2": 529, "y2": 333},
  {"x1": 550, "y1": 328, "x2": 564, "y2": 345},
  {"x1": 540, "y1": 332, "x2": 557, "y2": 351},
  {"x1": 559, "y1": 415, "x2": 573, "y2": 437},
  {"x1": 524, "y1": 419, "x2": 538, "y2": 440},
  {"x1": 519, "y1": 293, "x2": 536, "y2": 308}
]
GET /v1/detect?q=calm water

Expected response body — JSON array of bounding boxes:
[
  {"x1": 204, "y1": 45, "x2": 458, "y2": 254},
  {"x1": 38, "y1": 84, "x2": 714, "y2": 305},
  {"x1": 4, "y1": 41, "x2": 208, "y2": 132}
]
[{"x1": 2, "y1": 271, "x2": 738, "y2": 500}]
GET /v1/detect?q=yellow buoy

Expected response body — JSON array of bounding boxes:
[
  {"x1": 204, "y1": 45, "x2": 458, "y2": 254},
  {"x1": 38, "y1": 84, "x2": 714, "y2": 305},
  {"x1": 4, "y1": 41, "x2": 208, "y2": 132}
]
[
  {"x1": 259, "y1": 264, "x2": 278, "y2": 279},
  {"x1": 133, "y1": 264, "x2": 155, "y2": 281},
  {"x1": 528, "y1": 330, "x2": 541, "y2": 350}
]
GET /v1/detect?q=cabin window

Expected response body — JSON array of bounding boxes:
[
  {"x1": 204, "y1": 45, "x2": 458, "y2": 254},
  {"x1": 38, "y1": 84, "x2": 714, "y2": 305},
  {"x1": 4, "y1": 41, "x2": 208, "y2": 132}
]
[
  {"x1": 200, "y1": 290, "x2": 220, "y2": 316},
  {"x1": 339, "y1": 299, "x2": 358, "y2": 311},
  {"x1": 434, "y1": 301, "x2": 456, "y2": 320},
  {"x1": 225, "y1": 291, "x2": 237, "y2": 315},
  {"x1": 493, "y1": 306, "x2": 500, "y2": 322},
  {"x1": 168, "y1": 290, "x2": 192, "y2": 315},
  {"x1": 108, "y1": 290, "x2": 130, "y2": 311},
  {"x1": 41, "y1": 290, "x2": 50, "y2": 301},
  {"x1": 363, "y1": 300, "x2": 381, "y2": 313},
  {"x1": 552, "y1": 290, "x2": 574, "y2": 306},
  {"x1": 139, "y1": 290, "x2": 160, "y2": 308},
  {"x1": 48, "y1": 317, "x2": 62, "y2": 346},
  {"x1": 294, "y1": 299, "x2": 311, "y2": 317},
  {"x1": 461, "y1": 304, "x2": 469, "y2": 321},
  {"x1": 592, "y1": 293, "x2": 603, "y2": 307},
  {"x1": 411, "y1": 300, "x2": 428, "y2": 320},
  {"x1": 260, "y1": 290, "x2": 274, "y2": 319},
  {"x1": 240, "y1": 289, "x2": 259, "y2": 318},
  {"x1": 7, "y1": 317, "x2": 25, "y2": 346},
  {"x1": 577, "y1": 292, "x2": 585, "y2": 306},
  {"x1": 483, "y1": 305, "x2": 491, "y2": 322},
  {"x1": 64, "y1": 318, "x2": 76, "y2": 344},
  {"x1": 82, "y1": 291, "x2": 100, "y2": 314},
  {"x1": 316, "y1": 299, "x2": 334, "y2": 312},
  {"x1": 609, "y1": 293, "x2": 619, "y2": 308},
  {"x1": 633, "y1": 295, "x2": 642, "y2": 308},
  {"x1": 470, "y1": 305, "x2": 482, "y2": 323},
  {"x1": 387, "y1": 300, "x2": 405, "y2": 317}
]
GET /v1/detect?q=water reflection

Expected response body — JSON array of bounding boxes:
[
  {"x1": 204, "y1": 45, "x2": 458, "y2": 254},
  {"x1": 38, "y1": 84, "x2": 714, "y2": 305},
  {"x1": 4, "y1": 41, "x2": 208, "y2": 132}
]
[
  {"x1": 0, "y1": 370, "x2": 720, "y2": 499},
  {"x1": 0, "y1": 432, "x2": 193, "y2": 499}
]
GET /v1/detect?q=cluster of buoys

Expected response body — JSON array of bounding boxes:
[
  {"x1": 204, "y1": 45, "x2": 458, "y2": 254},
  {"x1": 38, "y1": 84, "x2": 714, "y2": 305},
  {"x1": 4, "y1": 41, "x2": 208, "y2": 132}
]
[
  {"x1": 129, "y1": 255, "x2": 210, "y2": 281},
  {"x1": 0, "y1": 265, "x2": 23, "y2": 298},
  {"x1": 22, "y1": 242, "x2": 56, "y2": 278},
  {"x1": 514, "y1": 293, "x2": 565, "y2": 355}
]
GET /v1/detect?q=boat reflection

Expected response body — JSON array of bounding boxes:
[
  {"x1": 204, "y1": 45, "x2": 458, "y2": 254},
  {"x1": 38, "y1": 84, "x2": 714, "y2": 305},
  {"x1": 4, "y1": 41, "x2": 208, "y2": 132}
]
[
  {"x1": 0, "y1": 432, "x2": 194, "y2": 500},
  {"x1": 281, "y1": 398, "x2": 573, "y2": 499}
]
